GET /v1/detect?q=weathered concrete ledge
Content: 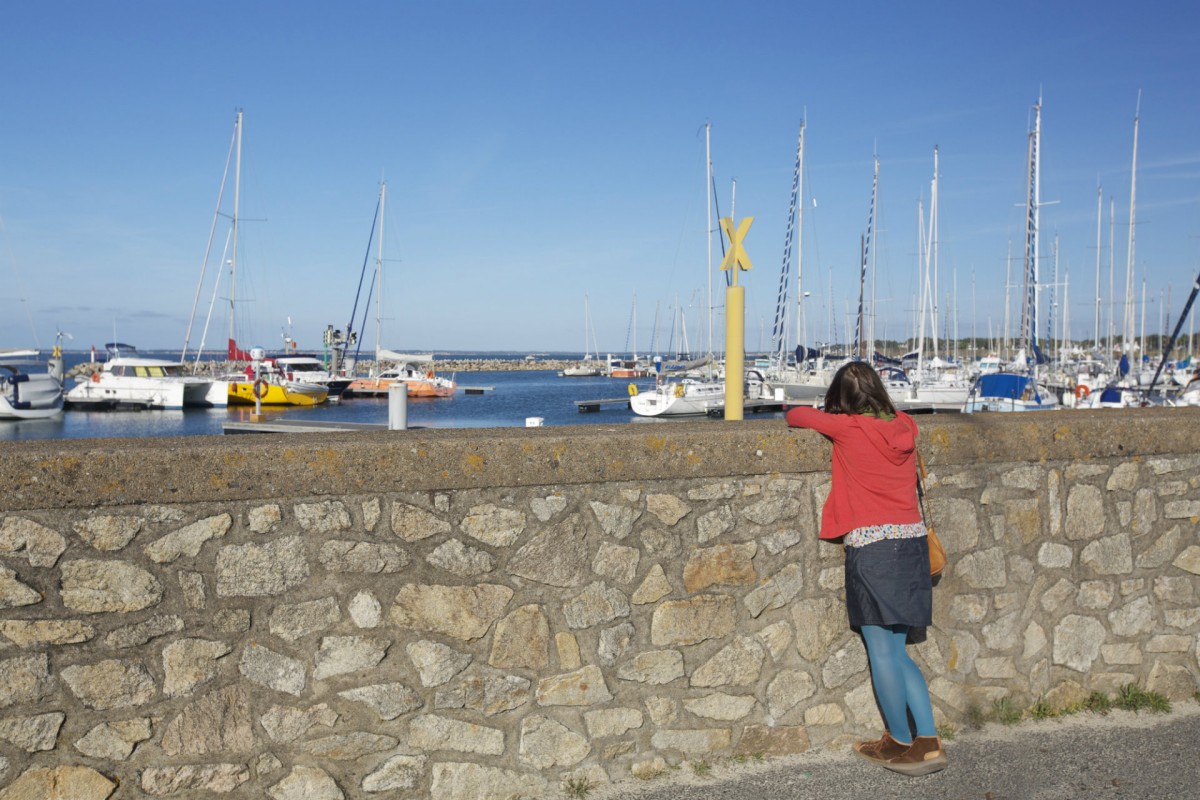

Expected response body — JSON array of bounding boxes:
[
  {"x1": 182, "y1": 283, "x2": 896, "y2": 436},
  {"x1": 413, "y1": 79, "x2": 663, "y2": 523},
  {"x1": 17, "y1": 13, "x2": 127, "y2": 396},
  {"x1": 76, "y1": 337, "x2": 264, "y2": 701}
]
[{"x1": 5, "y1": 408, "x2": 1198, "y2": 512}]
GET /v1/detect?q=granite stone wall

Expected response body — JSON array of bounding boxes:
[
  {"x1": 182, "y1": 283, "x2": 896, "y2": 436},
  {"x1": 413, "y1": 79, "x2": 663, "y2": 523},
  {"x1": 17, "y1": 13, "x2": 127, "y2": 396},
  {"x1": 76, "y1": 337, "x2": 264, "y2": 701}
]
[{"x1": 0, "y1": 411, "x2": 1197, "y2": 799}]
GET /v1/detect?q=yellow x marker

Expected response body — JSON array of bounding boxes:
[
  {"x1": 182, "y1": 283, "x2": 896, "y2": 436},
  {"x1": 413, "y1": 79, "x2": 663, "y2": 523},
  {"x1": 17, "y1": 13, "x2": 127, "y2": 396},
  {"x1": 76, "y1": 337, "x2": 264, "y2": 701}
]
[{"x1": 719, "y1": 216, "x2": 754, "y2": 272}]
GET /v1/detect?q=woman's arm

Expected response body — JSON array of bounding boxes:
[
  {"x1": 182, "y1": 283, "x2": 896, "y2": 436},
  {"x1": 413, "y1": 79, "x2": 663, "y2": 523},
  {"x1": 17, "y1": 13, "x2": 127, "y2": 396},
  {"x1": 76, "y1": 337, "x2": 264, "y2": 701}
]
[{"x1": 785, "y1": 406, "x2": 847, "y2": 439}]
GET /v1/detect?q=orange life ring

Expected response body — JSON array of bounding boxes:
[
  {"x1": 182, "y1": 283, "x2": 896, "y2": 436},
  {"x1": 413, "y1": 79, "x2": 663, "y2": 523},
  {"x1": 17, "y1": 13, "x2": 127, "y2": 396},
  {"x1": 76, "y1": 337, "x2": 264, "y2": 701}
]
[
  {"x1": 252, "y1": 378, "x2": 268, "y2": 400},
  {"x1": 90, "y1": 371, "x2": 100, "y2": 383},
  {"x1": 1074, "y1": 384, "x2": 1090, "y2": 400},
  {"x1": 426, "y1": 371, "x2": 434, "y2": 379}
]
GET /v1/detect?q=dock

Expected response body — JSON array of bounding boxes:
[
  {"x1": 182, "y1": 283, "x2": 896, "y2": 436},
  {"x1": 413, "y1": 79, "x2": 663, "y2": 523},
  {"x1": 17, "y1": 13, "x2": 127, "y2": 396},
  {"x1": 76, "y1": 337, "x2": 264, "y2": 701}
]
[
  {"x1": 704, "y1": 398, "x2": 788, "y2": 418},
  {"x1": 224, "y1": 419, "x2": 390, "y2": 435},
  {"x1": 575, "y1": 397, "x2": 632, "y2": 413}
]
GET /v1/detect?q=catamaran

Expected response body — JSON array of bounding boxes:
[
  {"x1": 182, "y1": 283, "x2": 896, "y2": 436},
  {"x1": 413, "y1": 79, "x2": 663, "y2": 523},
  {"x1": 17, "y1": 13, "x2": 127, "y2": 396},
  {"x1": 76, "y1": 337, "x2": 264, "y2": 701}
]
[{"x1": 64, "y1": 343, "x2": 214, "y2": 410}]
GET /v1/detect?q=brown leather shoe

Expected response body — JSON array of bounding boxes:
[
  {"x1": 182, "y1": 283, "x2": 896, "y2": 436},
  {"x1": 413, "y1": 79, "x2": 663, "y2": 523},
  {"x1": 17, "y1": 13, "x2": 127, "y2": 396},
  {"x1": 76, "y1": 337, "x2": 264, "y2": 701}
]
[
  {"x1": 853, "y1": 732, "x2": 911, "y2": 765},
  {"x1": 884, "y1": 735, "x2": 948, "y2": 776}
]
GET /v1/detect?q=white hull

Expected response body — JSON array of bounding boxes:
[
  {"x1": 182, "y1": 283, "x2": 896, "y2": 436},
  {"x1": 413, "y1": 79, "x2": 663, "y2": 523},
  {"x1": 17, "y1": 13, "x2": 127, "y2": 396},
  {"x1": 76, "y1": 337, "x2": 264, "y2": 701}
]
[
  {"x1": 963, "y1": 373, "x2": 1061, "y2": 414},
  {"x1": 0, "y1": 373, "x2": 64, "y2": 419},
  {"x1": 65, "y1": 354, "x2": 216, "y2": 410},
  {"x1": 562, "y1": 365, "x2": 602, "y2": 377},
  {"x1": 203, "y1": 380, "x2": 230, "y2": 408},
  {"x1": 963, "y1": 397, "x2": 1059, "y2": 413},
  {"x1": 1, "y1": 355, "x2": 65, "y2": 420},
  {"x1": 631, "y1": 372, "x2": 774, "y2": 418},
  {"x1": 66, "y1": 377, "x2": 212, "y2": 410},
  {"x1": 769, "y1": 363, "x2": 835, "y2": 401},
  {"x1": 888, "y1": 382, "x2": 971, "y2": 411},
  {"x1": 630, "y1": 381, "x2": 725, "y2": 417}
]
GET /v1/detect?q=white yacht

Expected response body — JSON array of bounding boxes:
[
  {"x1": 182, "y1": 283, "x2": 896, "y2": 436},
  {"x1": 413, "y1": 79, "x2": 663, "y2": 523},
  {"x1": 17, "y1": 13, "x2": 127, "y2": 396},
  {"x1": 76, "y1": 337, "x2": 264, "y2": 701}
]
[
  {"x1": 65, "y1": 344, "x2": 213, "y2": 410},
  {"x1": 270, "y1": 354, "x2": 352, "y2": 397}
]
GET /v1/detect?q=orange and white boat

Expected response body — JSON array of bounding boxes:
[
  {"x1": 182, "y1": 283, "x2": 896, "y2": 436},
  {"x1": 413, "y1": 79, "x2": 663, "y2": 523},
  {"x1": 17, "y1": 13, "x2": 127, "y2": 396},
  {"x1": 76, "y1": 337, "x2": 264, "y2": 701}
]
[{"x1": 345, "y1": 351, "x2": 455, "y2": 398}]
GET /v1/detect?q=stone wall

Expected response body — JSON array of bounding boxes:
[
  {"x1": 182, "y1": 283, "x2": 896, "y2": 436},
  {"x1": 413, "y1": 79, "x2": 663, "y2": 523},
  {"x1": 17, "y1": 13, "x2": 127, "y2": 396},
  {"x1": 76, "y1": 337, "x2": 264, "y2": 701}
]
[{"x1": 0, "y1": 410, "x2": 1197, "y2": 799}]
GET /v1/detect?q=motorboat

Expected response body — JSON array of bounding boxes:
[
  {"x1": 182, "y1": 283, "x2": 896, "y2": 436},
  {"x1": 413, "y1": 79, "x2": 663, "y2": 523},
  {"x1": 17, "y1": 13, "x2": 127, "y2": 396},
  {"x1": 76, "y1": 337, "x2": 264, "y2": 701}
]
[
  {"x1": 0, "y1": 349, "x2": 64, "y2": 419},
  {"x1": 65, "y1": 345, "x2": 213, "y2": 410},
  {"x1": 269, "y1": 354, "x2": 352, "y2": 397},
  {"x1": 606, "y1": 354, "x2": 652, "y2": 378}
]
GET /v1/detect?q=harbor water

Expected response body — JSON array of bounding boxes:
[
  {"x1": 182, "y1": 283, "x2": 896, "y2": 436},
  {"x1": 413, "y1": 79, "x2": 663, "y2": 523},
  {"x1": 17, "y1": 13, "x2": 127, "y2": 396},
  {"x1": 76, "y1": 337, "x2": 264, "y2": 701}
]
[{"x1": 2, "y1": 352, "x2": 783, "y2": 442}]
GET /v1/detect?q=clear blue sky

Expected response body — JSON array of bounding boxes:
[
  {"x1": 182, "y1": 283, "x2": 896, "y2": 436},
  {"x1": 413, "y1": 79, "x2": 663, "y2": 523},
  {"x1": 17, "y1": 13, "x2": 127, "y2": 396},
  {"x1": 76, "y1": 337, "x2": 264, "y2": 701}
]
[{"x1": 3, "y1": 1, "x2": 1199, "y2": 357}]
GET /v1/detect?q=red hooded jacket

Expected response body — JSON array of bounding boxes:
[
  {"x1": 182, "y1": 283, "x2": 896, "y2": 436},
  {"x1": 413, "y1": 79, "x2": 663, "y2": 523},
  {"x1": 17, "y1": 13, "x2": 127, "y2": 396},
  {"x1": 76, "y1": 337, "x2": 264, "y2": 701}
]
[{"x1": 786, "y1": 406, "x2": 922, "y2": 540}]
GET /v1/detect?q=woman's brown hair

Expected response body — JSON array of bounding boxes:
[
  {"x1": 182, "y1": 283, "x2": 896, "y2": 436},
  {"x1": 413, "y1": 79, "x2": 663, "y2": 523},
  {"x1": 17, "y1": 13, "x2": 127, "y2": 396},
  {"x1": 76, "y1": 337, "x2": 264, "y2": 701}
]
[{"x1": 823, "y1": 361, "x2": 898, "y2": 416}]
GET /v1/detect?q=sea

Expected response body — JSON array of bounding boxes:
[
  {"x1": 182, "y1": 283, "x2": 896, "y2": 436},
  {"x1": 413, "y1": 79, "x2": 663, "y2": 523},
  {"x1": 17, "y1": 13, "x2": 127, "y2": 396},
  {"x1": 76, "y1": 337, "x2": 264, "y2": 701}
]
[{"x1": 2, "y1": 351, "x2": 783, "y2": 442}]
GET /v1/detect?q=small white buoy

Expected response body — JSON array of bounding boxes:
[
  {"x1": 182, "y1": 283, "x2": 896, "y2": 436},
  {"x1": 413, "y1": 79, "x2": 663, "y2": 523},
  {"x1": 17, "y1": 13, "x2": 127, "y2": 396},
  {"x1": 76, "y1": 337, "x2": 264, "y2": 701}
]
[{"x1": 525, "y1": 417, "x2": 544, "y2": 427}]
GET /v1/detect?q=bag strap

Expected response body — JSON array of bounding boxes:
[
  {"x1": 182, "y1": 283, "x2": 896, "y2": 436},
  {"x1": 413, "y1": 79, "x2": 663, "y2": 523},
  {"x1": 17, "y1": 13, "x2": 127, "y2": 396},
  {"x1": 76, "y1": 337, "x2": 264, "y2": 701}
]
[{"x1": 915, "y1": 448, "x2": 931, "y2": 524}]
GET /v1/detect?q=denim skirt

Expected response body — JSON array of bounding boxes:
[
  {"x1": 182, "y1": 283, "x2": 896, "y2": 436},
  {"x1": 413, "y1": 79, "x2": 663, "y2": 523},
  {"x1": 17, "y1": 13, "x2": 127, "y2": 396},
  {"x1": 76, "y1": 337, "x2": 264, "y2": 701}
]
[{"x1": 844, "y1": 536, "x2": 933, "y2": 628}]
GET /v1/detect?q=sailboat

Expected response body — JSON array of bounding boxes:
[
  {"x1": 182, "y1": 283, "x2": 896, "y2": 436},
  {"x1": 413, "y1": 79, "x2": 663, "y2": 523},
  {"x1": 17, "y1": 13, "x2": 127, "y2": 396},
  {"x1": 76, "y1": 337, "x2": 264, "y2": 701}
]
[
  {"x1": 964, "y1": 99, "x2": 1059, "y2": 413},
  {"x1": 342, "y1": 182, "x2": 456, "y2": 399},
  {"x1": 888, "y1": 147, "x2": 970, "y2": 412},
  {"x1": 630, "y1": 123, "x2": 771, "y2": 417},
  {"x1": 561, "y1": 294, "x2": 603, "y2": 377},
  {"x1": 766, "y1": 121, "x2": 846, "y2": 402},
  {"x1": 181, "y1": 111, "x2": 326, "y2": 407}
]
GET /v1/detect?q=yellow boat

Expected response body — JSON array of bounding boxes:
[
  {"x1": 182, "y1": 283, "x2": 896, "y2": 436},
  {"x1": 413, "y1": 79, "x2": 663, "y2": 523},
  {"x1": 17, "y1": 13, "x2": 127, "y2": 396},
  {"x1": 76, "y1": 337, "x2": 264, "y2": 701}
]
[{"x1": 227, "y1": 375, "x2": 327, "y2": 406}]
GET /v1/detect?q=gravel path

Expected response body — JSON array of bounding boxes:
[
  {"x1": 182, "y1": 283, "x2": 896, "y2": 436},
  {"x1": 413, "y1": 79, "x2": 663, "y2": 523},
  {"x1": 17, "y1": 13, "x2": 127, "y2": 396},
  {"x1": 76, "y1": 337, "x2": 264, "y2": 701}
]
[{"x1": 594, "y1": 701, "x2": 1200, "y2": 800}]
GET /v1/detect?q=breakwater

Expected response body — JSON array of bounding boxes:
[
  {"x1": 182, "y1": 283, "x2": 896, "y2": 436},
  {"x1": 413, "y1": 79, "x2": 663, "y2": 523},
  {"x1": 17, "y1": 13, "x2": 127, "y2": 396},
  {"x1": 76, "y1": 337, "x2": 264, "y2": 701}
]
[
  {"x1": 0, "y1": 410, "x2": 1197, "y2": 798},
  {"x1": 65, "y1": 358, "x2": 580, "y2": 381}
]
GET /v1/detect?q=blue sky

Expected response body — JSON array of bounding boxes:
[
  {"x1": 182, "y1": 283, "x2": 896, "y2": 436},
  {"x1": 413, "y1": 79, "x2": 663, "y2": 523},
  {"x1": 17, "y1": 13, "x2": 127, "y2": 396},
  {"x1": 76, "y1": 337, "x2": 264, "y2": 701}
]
[{"x1": 3, "y1": 1, "x2": 1199, "y2": 357}]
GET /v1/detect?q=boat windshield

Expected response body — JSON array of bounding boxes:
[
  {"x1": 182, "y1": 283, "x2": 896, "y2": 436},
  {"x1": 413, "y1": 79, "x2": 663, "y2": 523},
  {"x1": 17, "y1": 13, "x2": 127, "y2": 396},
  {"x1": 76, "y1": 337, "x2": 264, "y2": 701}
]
[{"x1": 132, "y1": 365, "x2": 184, "y2": 378}]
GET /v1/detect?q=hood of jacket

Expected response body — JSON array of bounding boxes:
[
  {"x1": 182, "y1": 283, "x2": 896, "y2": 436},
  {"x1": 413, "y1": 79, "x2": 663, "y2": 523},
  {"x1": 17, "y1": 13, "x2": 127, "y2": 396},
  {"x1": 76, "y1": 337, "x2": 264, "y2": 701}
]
[{"x1": 849, "y1": 412, "x2": 916, "y2": 466}]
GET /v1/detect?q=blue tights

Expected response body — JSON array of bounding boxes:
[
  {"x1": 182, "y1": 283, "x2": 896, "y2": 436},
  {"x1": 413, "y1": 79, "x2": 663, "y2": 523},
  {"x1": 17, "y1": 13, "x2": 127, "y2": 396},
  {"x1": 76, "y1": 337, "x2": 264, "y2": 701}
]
[{"x1": 859, "y1": 624, "x2": 937, "y2": 743}]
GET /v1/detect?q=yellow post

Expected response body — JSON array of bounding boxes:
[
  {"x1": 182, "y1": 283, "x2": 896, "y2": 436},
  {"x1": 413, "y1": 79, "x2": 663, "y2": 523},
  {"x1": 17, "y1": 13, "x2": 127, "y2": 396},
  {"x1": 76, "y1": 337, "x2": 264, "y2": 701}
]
[
  {"x1": 725, "y1": 285, "x2": 745, "y2": 419},
  {"x1": 719, "y1": 216, "x2": 754, "y2": 421}
]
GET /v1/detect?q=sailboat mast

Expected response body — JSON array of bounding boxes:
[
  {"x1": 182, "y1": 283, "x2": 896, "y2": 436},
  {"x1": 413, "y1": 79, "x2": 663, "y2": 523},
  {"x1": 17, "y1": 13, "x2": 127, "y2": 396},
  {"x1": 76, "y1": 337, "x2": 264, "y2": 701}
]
[
  {"x1": 373, "y1": 181, "x2": 386, "y2": 355},
  {"x1": 916, "y1": 197, "x2": 927, "y2": 370},
  {"x1": 228, "y1": 109, "x2": 243, "y2": 354},
  {"x1": 930, "y1": 146, "x2": 940, "y2": 359},
  {"x1": 1094, "y1": 184, "x2": 1102, "y2": 349},
  {"x1": 869, "y1": 154, "x2": 879, "y2": 359},
  {"x1": 706, "y1": 123, "x2": 713, "y2": 360},
  {"x1": 583, "y1": 294, "x2": 591, "y2": 359},
  {"x1": 1019, "y1": 101, "x2": 1041, "y2": 363},
  {"x1": 1123, "y1": 93, "x2": 1141, "y2": 355},
  {"x1": 795, "y1": 121, "x2": 806, "y2": 360},
  {"x1": 1108, "y1": 196, "x2": 1115, "y2": 362},
  {"x1": 1003, "y1": 236, "x2": 1012, "y2": 358},
  {"x1": 854, "y1": 157, "x2": 878, "y2": 359},
  {"x1": 771, "y1": 121, "x2": 805, "y2": 365}
]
